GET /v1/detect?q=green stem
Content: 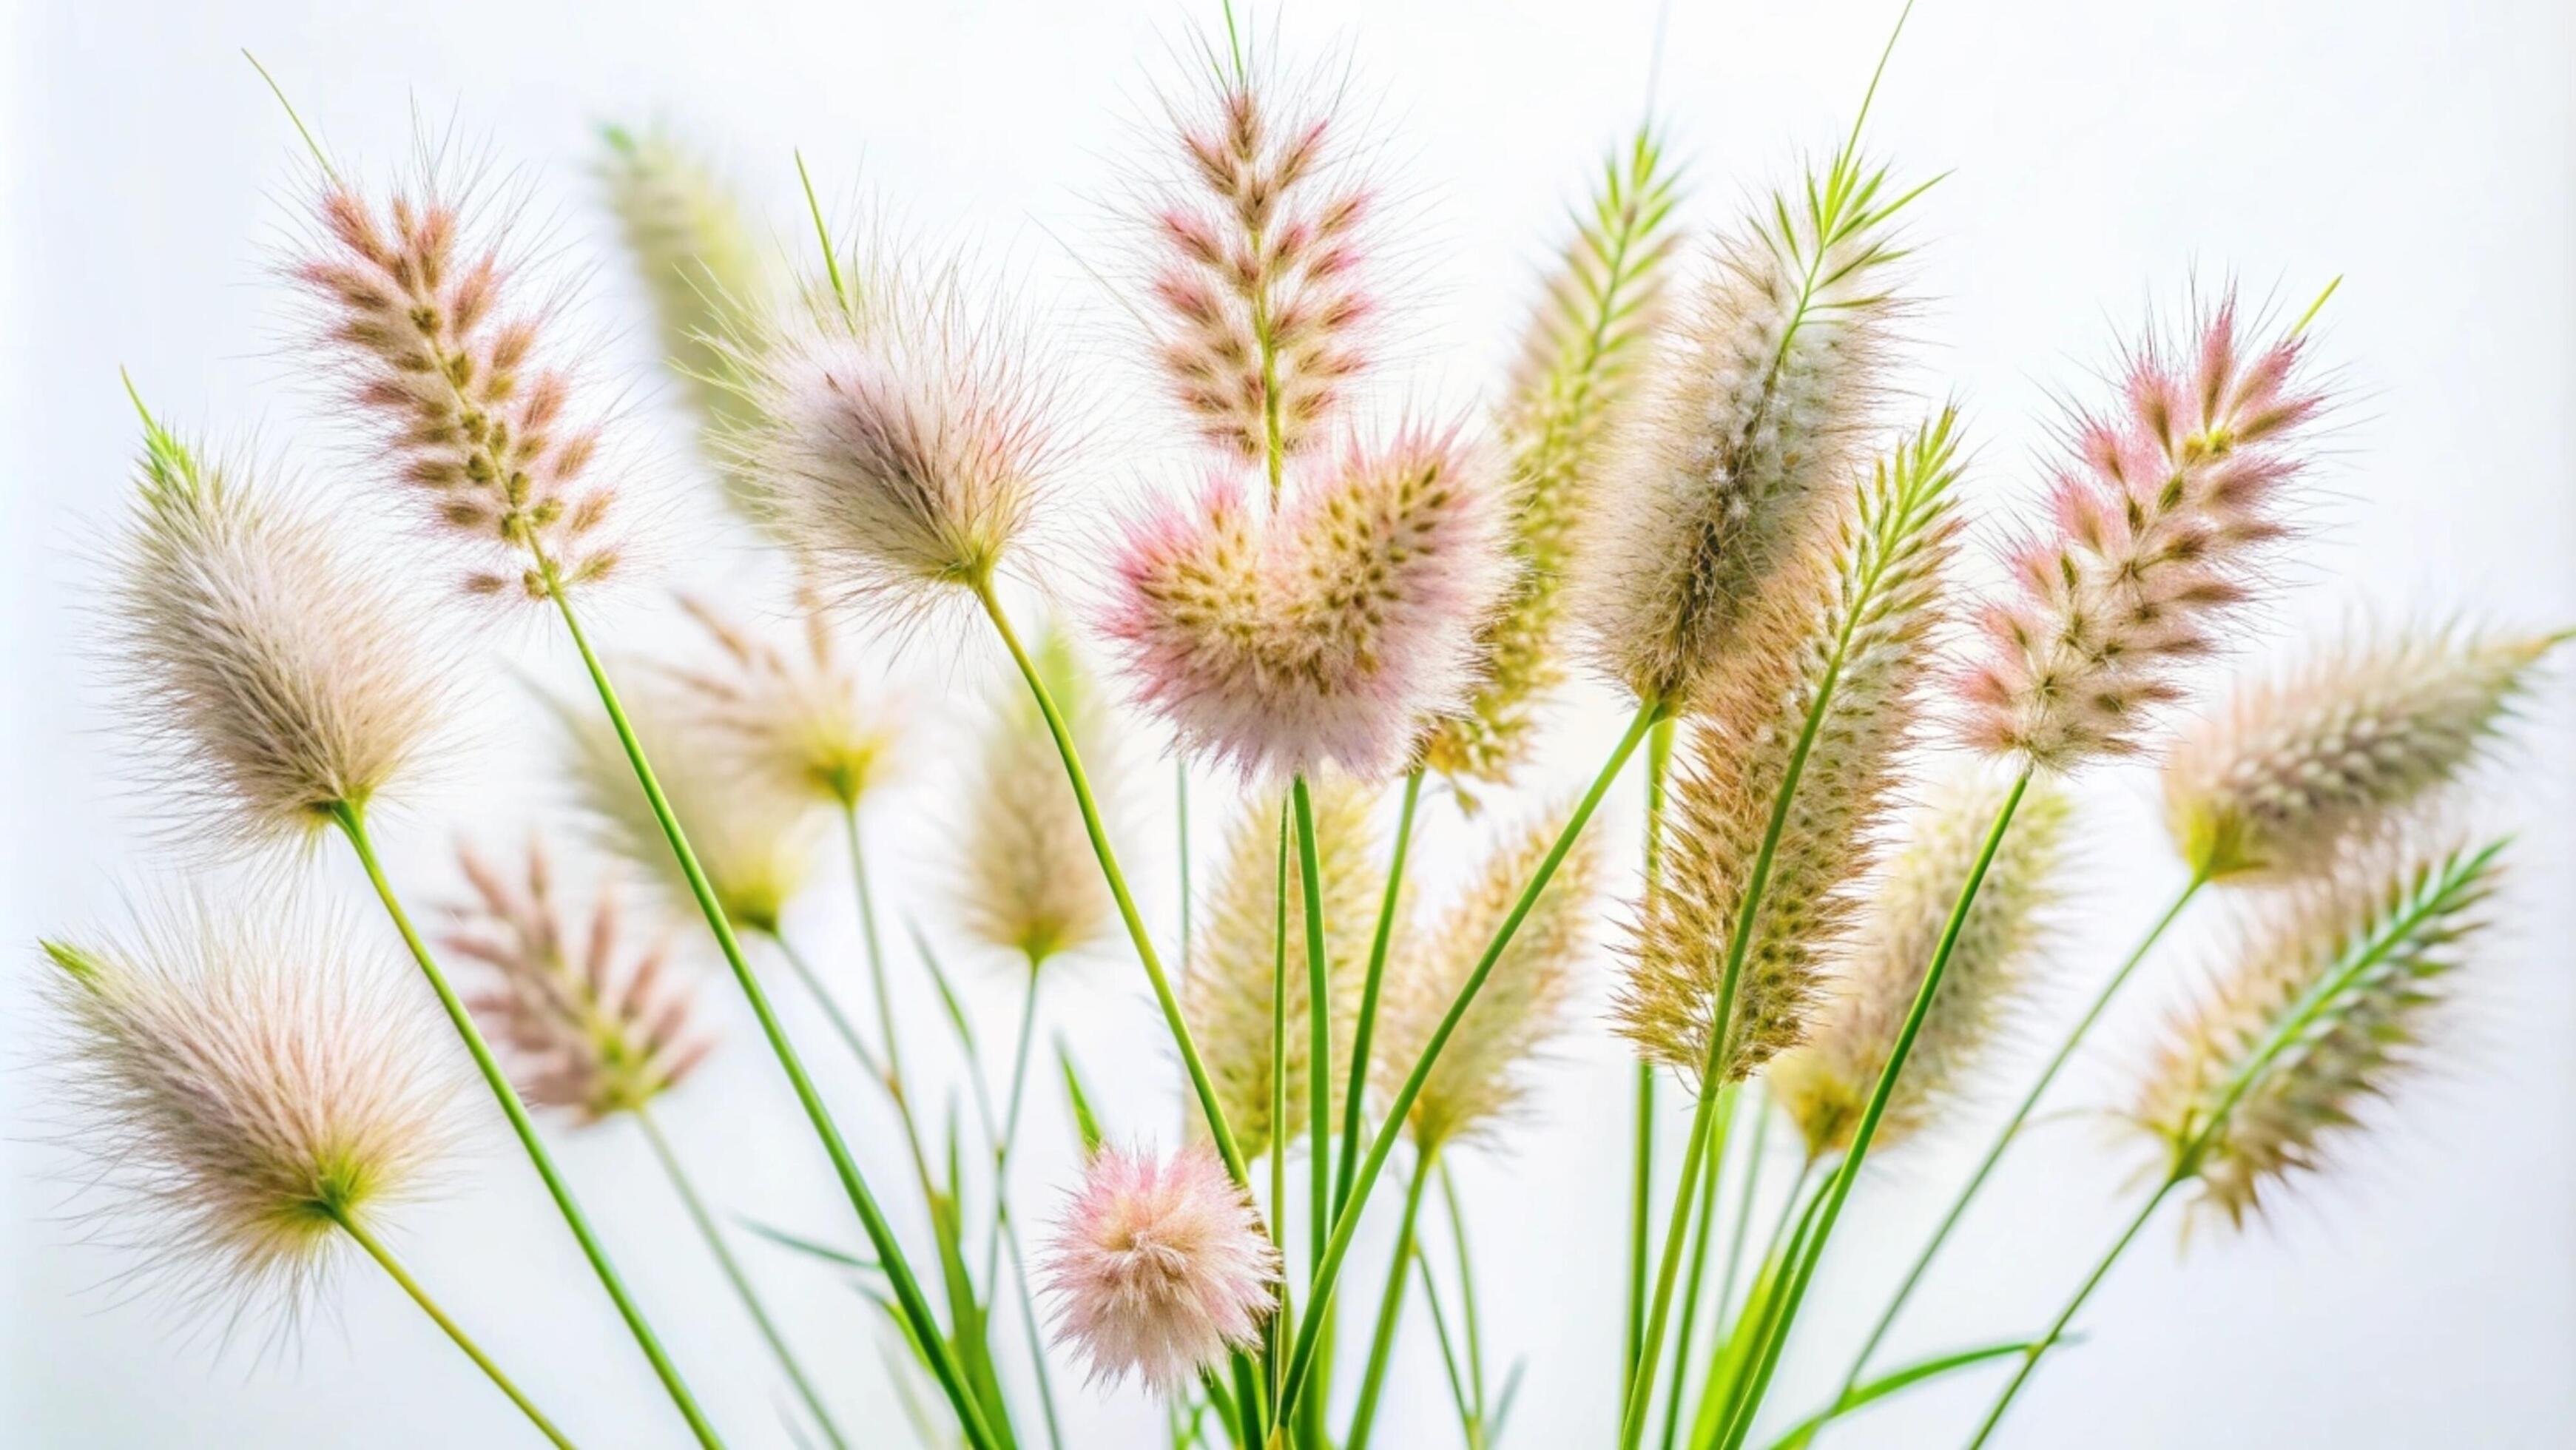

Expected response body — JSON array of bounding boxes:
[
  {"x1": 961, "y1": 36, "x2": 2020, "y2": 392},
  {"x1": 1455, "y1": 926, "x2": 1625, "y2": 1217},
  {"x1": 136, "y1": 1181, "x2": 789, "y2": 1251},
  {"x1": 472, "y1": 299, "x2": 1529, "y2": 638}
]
[
  {"x1": 1659, "y1": 1083, "x2": 1737, "y2": 1450},
  {"x1": 1270, "y1": 699, "x2": 1663, "y2": 1437},
  {"x1": 1345, "y1": 1142, "x2": 1438, "y2": 1450},
  {"x1": 843, "y1": 803, "x2": 906, "y2": 1099},
  {"x1": 1179, "y1": 759, "x2": 1195, "y2": 974},
  {"x1": 1292, "y1": 777, "x2": 1331, "y2": 1287},
  {"x1": 540, "y1": 564, "x2": 995, "y2": 1450},
  {"x1": 1714, "y1": 1088, "x2": 1772, "y2": 1321},
  {"x1": 1963, "y1": 1181, "x2": 2171, "y2": 1449},
  {"x1": 769, "y1": 930, "x2": 883, "y2": 1085},
  {"x1": 328, "y1": 805, "x2": 715, "y2": 1448},
  {"x1": 1338, "y1": 768, "x2": 1423, "y2": 1217},
  {"x1": 1264, "y1": 809, "x2": 1291, "y2": 1431},
  {"x1": 1437, "y1": 1161, "x2": 1489, "y2": 1423},
  {"x1": 1714, "y1": 775, "x2": 2033, "y2": 1450},
  {"x1": 976, "y1": 582, "x2": 1248, "y2": 1187},
  {"x1": 1827, "y1": 874, "x2": 2205, "y2": 1425},
  {"x1": 332, "y1": 1207, "x2": 576, "y2": 1449},
  {"x1": 637, "y1": 1108, "x2": 849, "y2": 1450},
  {"x1": 1626, "y1": 718, "x2": 1678, "y2": 1387}
]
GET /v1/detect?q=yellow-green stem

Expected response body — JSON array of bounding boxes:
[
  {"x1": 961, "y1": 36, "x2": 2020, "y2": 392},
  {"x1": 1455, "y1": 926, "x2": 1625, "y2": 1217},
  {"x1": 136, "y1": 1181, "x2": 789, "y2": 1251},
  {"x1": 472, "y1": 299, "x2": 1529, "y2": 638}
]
[
  {"x1": 1344, "y1": 1142, "x2": 1440, "y2": 1450},
  {"x1": 1626, "y1": 716, "x2": 1678, "y2": 1386},
  {"x1": 1292, "y1": 776, "x2": 1331, "y2": 1284},
  {"x1": 1659, "y1": 1082, "x2": 1737, "y2": 1450},
  {"x1": 1338, "y1": 768, "x2": 1423, "y2": 1216},
  {"x1": 332, "y1": 1207, "x2": 577, "y2": 1449}
]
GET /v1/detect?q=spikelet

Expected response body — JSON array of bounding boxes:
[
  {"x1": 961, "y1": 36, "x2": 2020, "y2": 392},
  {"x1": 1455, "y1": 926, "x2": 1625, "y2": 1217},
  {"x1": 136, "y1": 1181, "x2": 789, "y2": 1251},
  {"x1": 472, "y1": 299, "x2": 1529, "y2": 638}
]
[
  {"x1": 1577, "y1": 145, "x2": 1915, "y2": 708},
  {"x1": 1615, "y1": 415, "x2": 1961, "y2": 1084},
  {"x1": 2162, "y1": 627, "x2": 2559, "y2": 883},
  {"x1": 734, "y1": 260, "x2": 1062, "y2": 621},
  {"x1": 1771, "y1": 772, "x2": 2071, "y2": 1159},
  {"x1": 1105, "y1": 425, "x2": 1511, "y2": 781},
  {"x1": 1039, "y1": 1143, "x2": 1281, "y2": 1392},
  {"x1": 291, "y1": 166, "x2": 624, "y2": 598},
  {"x1": 659, "y1": 586, "x2": 898, "y2": 810},
  {"x1": 37, "y1": 905, "x2": 462, "y2": 1320},
  {"x1": 104, "y1": 408, "x2": 449, "y2": 853},
  {"x1": 1421, "y1": 130, "x2": 1681, "y2": 792},
  {"x1": 2133, "y1": 840, "x2": 2502, "y2": 1227},
  {"x1": 1963, "y1": 297, "x2": 2327, "y2": 770},
  {"x1": 1373, "y1": 806, "x2": 1601, "y2": 1150},
  {"x1": 1140, "y1": 53, "x2": 1375, "y2": 465},
  {"x1": 1182, "y1": 775, "x2": 1382, "y2": 1158},
  {"x1": 959, "y1": 627, "x2": 1118, "y2": 967},
  {"x1": 599, "y1": 124, "x2": 772, "y2": 516},
  {"x1": 442, "y1": 840, "x2": 715, "y2": 1124},
  {"x1": 550, "y1": 682, "x2": 826, "y2": 935}
]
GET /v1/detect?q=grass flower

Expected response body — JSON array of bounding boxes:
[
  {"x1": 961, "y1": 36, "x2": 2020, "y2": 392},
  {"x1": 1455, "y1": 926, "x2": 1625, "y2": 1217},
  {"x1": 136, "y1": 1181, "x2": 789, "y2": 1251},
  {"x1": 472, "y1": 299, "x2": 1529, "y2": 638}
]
[
  {"x1": 2162, "y1": 627, "x2": 2560, "y2": 883},
  {"x1": 1375, "y1": 806, "x2": 1601, "y2": 1151},
  {"x1": 1039, "y1": 1143, "x2": 1280, "y2": 1392},
  {"x1": 1772, "y1": 772, "x2": 2071, "y2": 1159},
  {"x1": 1615, "y1": 415, "x2": 1960, "y2": 1084},
  {"x1": 959, "y1": 627, "x2": 1118, "y2": 968},
  {"x1": 1105, "y1": 423, "x2": 1511, "y2": 781},
  {"x1": 661, "y1": 587, "x2": 899, "y2": 811},
  {"x1": 104, "y1": 402, "x2": 450, "y2": 854},
  {"x1": 1964, "y1": 296, "x2": 2327, "y2": 770},
  {"x1": 443, "y1": 840, "x2": 715, "y2": 1124}
]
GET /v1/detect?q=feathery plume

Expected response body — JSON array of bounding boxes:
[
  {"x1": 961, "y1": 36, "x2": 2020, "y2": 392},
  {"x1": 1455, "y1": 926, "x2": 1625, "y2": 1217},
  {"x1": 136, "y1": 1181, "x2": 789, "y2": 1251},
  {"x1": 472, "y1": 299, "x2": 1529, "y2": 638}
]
[
  {"x1": 36, "y1": 906, "x2": 462, "y2": 1318},
  {"x1": 443, "y1": 840, "x2": 715, "y2": 1124},
  {"x1": 1771, "y1": 772, "x2": 2071, "y2": 1159},
  {"x1": 291, "y1": 168, "x2": 624, "y2": 598},
  {"x1": 1423, "y1": 129, "x2": 1681, "y2": 792},
  {"x1": 1105, "y1": 424, "x2": 1511, "y2": 780},
  {"x1": 2133, "y1": 840, "x2": 2503, "y2": 1227},
  {"x1": 660, "y1": 587, "x2": 898, "y2": 811},
  {"x1": 1577, "y1": 144, "x2": 1918, "y2": 708},
  {"x1": 1039, "y1": 1142, "x2": 1280, "y2": 1392},
  {"x1": 104, "y1": 406, "x2": 449, "y2": 853},
  {"x1": 959, "y1": 627, "x2": 1119, "y2": 967},
  {"x1": 1375, "y1": 806, "x2": 1601, "y2": 1150},
  {"x1": 1183, "y1": 775, "x2": 1382, "y2": 1158},
  {"x1": 2162, "y1": 627, "x2": 2560, "y2": 883},
  {"x1": 1963, "y1": 296, "x2": 2327, "y2": 770},
  {"x1": 1615, "y1": 414, "x2": 1961, "y2": 1084},
  {"x1": 1139, "y1": 54, "x2": 1375, "y2": 465}
]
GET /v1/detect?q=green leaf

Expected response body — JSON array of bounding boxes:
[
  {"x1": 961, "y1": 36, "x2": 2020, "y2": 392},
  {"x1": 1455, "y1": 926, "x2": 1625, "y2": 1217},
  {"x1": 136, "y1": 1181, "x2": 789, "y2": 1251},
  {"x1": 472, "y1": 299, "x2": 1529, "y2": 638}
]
[
  {"x1": 1759, "y1": 1338, "x2": 2057, "y2": 1450},
  {"x1": 738, "y1": 1217, "x2": 880, "y2": 1274},
  {"x1": 1058, "y1": 1039, "x2": 1105, "y2": 1156}
]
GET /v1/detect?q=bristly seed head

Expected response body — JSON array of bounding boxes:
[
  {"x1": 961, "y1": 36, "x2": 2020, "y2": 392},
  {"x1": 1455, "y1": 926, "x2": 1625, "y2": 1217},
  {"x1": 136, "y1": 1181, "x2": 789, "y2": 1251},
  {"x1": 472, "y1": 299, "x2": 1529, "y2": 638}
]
[
  {"x1": 1039, "y1": 1142, "x2": 1280, "y2": 1392},
  {"x1": 658, "y1": 584, "x2": 900, "y2": 812},
  {"x1": 959, "y1": 627, "x2": 1119, "y2": 968}
]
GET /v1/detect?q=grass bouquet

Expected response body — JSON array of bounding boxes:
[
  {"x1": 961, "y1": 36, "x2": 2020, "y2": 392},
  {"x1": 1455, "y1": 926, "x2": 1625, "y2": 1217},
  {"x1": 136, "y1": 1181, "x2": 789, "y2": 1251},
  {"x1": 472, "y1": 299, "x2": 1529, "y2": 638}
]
[{"x1": 33, "y1": 4, "x2": 2563, "y2": 1447}]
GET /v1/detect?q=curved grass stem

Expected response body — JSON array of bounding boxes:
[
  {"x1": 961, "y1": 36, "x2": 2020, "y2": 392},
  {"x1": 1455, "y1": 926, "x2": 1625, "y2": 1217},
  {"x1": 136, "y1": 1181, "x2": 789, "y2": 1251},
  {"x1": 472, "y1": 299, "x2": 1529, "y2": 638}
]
[
  {"x1": 332, "y1": 1207, "x2": 577, "y2": 1449},
  {"x1": 1337, "y1": 769, "x2": 1423, "y2": 1217}
]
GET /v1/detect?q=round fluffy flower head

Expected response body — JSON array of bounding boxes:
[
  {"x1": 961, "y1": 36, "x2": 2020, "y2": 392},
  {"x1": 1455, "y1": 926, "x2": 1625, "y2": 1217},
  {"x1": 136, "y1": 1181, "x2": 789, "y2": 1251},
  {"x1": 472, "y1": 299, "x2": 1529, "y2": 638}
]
[
  {"x1": 1963, "y1": 295, "x2": 2326, "y2": 770},
  {"x1": 106, "y1": 406, "x2": 449, "y2": 853},
  {"x1": 38, "y1": 906, "x2": 462, "y2": 1318},
  {"x1": 1106, "y1": 424, "x2": 1511, "y2": 780},
  {"x1": 662, "y1": 585, "x2": 900, "y2": 810},
  {"x1": 1041, "y1": 1143, "x2": 1280, "y2": 1392},
  {"x1": 960, "y1": 627, "x2": 1118, "y2": 967},
  {"x1": 2162, "y1": 627, "x2": 2560, "y2": 883},
  {"x1": 444, "y1": 840, "x2": 715, "y2": 1124},
  {"x1": 291, "y1": 168, "x2": 623, "y2": 599}
]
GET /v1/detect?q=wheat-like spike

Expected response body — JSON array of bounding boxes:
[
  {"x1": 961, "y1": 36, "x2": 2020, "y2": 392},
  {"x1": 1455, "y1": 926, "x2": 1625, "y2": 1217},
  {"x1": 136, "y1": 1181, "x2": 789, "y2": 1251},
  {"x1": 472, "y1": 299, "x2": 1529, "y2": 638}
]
[
  {"x1": 959, "y1": 627, "x2": 1119, "y2": 967},
  {"x1": 659, "y1": 583, "x2": 899, "y2": 812},
  {"x1": 1615, "y1": 412, "x2": 1962, "y2": 1084}
]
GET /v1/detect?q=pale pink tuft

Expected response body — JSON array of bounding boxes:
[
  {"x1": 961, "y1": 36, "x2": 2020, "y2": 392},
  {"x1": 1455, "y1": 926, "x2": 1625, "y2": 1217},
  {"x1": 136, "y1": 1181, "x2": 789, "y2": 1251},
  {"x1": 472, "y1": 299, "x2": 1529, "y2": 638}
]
[{"x1": 1039, "y1": 1143, "x2": 1280, "y2": 1392}]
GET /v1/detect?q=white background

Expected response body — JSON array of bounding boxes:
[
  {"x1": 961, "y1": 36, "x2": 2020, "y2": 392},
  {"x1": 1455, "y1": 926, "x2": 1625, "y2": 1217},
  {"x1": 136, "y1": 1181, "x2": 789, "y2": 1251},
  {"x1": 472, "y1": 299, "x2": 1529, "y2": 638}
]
[{"x1": 4, "y1": 1, "x2": 2572, "y2": 1446}]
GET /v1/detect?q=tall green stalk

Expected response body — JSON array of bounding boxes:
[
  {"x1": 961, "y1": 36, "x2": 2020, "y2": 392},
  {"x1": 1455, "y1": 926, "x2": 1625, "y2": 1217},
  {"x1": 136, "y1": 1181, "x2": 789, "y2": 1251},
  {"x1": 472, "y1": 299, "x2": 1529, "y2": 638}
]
[
  {"x1": 1292, "y1": 778, "x2": 1332, "y2": 1286},
  {"x1": 1627, "y1": 717, "x2": 1679, "y2": 1387},
  {"x1": 1338, "y1": 769, "x2": 1424, "y2": 1216},
  {"x1": 1344, "y1": 1145, "x2": 1440, "y2": 1450},
  {"x1": 328, "y1": 803, "x2": 718, "y2": 1449},
  {"x1": 1659, "y1": 1084, "x2": 1737, "y2": 1450},
  {"x1": 331, "y1": 1207, "x2": 577, "y2": 1449}
]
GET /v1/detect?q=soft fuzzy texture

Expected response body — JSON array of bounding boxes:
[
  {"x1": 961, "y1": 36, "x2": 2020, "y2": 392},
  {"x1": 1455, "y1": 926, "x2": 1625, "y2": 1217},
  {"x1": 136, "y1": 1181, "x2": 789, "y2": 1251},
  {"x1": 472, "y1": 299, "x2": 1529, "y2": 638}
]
[
  {"x1": 1577, "y1": 149, "x2": 1912, "y2": 709},
  {"x1": 2162, "y1": 627, "x2": 2558, "y2": 883},
  {"x1": 1615, "y1": 416, "x2": 1960, "y2": 1084},
  {"x1": 1105, "y1": 425, "x2": 1511, "y2": 781},
  {"x1": 959, "y1": 627, "x2": 1118, "y2": 966},
  {"x1": 1963, "y1": 297, "x2": 2326, "y2": 770},
  {"x1": 106, "y1": 417, "x2": 449, "y2": 852},
  {"x1": 1374, "y1": 805, "x2": 1600, "y2": 1150},
  {"x1": 444, "y1": 840, "x2": 715, "y2": 1124},
  {"x1": 661, "y1": 585, "x2": 897, "y2": 811},
  {"x1": 1182, "y1": 774, "x2": 1382, "y2": 1159},
  {"x1": 1039, "y1": 1142, "x2": 1280, "y2": 1392},
  {"x1": 1422, "y1": 129, "x2": 1679, "y2": 794},
  {"x1": 1771, "y1": 772, "x2": 2070, "y2": 1159},
  {"x1": 38, "y1": 906, "x2": 462, "y2": 1321},
  {"x1": 2133, "y1": 841, "x2": 2501, "y2": 1227}
]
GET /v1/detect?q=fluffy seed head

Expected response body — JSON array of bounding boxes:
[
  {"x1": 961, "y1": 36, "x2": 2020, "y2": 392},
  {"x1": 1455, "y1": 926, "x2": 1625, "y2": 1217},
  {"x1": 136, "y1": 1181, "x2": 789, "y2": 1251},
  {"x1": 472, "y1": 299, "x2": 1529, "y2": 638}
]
[
  {"x1": 1184, "y1": 775, "x2": 1382, "y2": 1159},
  {"x1": 660, "y1": 587, "x2": 899, "y2": 810},
  {"x1": 292, "y1": 171, "x2": 623, "y2": 598},
  {"x1": 1139, "y1": 59, "x2": 1375, "y2": 462},
  {"x1": 1375, "y1": 806, "x2": 1600, "y2": 1150},
  {"x1": 105, "y1": 413, "x2": 450, "y2": 853},
  {"x1": 443, "y1": 840, "x2": 715, "y2": 1124},
  {"x1": 1615, "y1": 416, "x2": 1960, "y2": 1084},
  {"x1": 1771, "y1": 772, "x2": 2070, "y2": 1159},
  {"x1": 1578, "y1": 148, "x2": 1913, "y2": 707},
  {"x1": 2162, "y1": 627, "x2": 2559, "y2": 883},
  {"x1": 1040, "y1": 1143, "x2": 1281, "y2": 1392},
  {"x1": 2133, "y1": 840, "x2": 2502, "y2": 1227},
  {"x1": 37, "y1": 905, "x2": 462, "y2": 1321},
  {"x1": 1422, "y1": 129, "x2": 1680, "y2": 793},
  {"x1": 959, "y1": 627, "x2": 1119, "y2": 967},
  {"x1": 1963, "y1": 297, "x2": 2326, "y2": 770},
  {"x1": 1105, "y1": 424, "x2": 1511, "y2": 780}
]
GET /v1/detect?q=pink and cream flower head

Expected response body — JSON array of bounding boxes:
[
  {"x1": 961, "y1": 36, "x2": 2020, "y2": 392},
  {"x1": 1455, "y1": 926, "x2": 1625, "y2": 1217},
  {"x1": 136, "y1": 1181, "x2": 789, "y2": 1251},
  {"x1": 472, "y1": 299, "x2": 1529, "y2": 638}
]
[{"x1": 1039, "y1": 1143, "x2": 1279, "y2": 1393}]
